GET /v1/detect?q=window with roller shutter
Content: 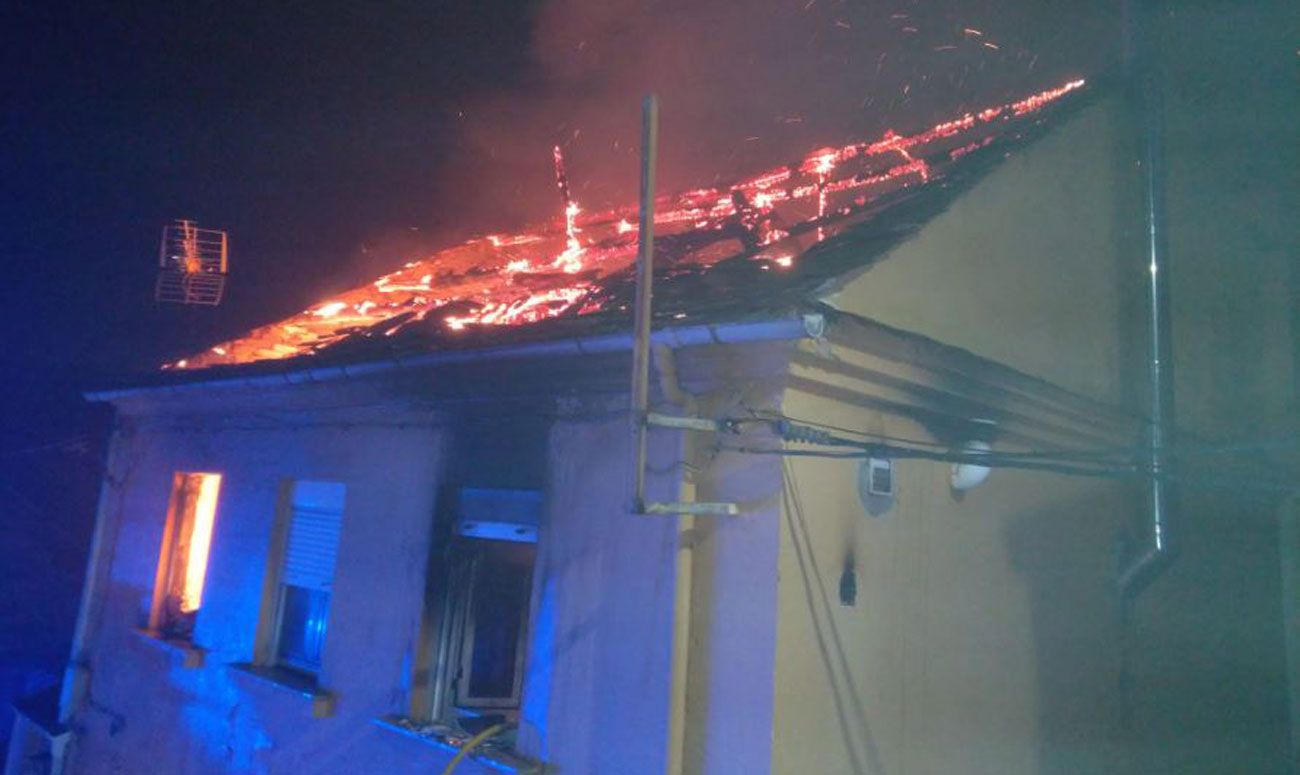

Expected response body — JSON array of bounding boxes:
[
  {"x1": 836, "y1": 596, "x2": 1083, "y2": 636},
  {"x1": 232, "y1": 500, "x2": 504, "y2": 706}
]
[{"x1": 272, "y1": 480, "x2": 346, "y2": 674}]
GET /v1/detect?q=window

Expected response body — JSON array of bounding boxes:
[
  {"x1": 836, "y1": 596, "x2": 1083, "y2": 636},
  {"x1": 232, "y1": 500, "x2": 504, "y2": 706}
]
[
  {"x1": 150, "y1": 472, "x2": 222, "y2": 640},
  {"x1": 425, "y1": 488, "x2": 539, "y2": 720},
  {"x1": 268, "y1": 481, "x2": 345, "y2": 675}
]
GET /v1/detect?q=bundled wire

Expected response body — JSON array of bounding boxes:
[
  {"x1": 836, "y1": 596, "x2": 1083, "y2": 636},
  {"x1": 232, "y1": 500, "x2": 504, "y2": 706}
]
[
  {"x1": 720, "y1": 416, "x2": 1138, "y2": 477},
  {"x1": 718, "y1": 414, "x2": 1297, "y2": 493}
]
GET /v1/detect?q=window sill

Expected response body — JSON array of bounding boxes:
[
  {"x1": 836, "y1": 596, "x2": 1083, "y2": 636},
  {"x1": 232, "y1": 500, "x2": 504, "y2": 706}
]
[
  {"x1": 132, "y1": 629, "x2": 207, "y2": 668},
  {"x1": 227, "y1": 663, "x2": 337, "y2": 717},
  {"x1": 372, "y1": 716, "x2": 543, "y2": 774}
]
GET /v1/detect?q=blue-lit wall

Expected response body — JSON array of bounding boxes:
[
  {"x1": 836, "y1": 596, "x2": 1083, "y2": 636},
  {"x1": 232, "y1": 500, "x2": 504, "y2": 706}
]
[
  {"x1": 65, "y1": 400, "x2": 487, "y2": 773},
  {"x1": 63, "y1": 377, "x2": 703, "y2": 774}
]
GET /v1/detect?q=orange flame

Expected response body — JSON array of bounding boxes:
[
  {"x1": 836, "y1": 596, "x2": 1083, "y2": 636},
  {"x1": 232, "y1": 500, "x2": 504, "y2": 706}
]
[
  {"x1": 165, "y1": 79, "x2": 1085, "y2": 371},
  {"x1": 181, "y1": 473, "x2": 221, "y2": 613}
]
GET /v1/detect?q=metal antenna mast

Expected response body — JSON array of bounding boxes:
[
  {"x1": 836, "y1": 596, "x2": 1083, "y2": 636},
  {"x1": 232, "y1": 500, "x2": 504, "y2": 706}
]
[{"x1": 629, "y1": 95, "x2": 738, "y2": 517}]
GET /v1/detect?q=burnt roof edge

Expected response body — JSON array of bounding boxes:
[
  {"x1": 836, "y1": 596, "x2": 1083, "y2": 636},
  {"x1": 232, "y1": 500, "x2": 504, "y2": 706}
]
[
  {"x1": 810, "y1": 302, "x2": 1144, "y2": 440},
  {"x1": 84, "y1": 315, "x2": 817, "y2": 403}
]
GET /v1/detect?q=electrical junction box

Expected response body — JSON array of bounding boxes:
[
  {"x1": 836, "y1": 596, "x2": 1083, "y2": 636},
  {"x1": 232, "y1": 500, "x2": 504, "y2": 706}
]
[
  {"x1": 856, "y1": 457, "x2": 895, "y2": 518},
  {"x1": 865, "y1": 458, "x2": 893, "y2": 497}
]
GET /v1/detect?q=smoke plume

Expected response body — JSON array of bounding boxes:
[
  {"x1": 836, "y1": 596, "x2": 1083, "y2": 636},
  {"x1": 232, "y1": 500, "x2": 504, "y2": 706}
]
[{"x1": 432, "y1": 0, "x2": 1117, "y2": 236}]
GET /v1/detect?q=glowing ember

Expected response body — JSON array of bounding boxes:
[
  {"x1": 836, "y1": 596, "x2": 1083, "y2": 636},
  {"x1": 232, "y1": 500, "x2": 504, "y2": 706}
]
[
  {"x1": 165, "y1": 79, "x2": 1084, "y2": 371},
  {"x1": 312, "y1": 301, "x2": 349, "y2": 318}
]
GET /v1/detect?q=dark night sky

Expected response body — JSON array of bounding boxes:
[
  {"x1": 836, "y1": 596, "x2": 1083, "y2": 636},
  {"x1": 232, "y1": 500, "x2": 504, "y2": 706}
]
[{"x1": 2, "y1": 1, "x2": 543, "y2": 419}]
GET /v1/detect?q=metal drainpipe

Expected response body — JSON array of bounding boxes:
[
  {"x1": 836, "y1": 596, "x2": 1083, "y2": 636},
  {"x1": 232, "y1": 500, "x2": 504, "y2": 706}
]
[
  {"x1": 1118, "y1": 0, "x2": 1176, "y2": 598},
  {"x1": 654, "y1": 343, "x2": 695, "y2": 775}
]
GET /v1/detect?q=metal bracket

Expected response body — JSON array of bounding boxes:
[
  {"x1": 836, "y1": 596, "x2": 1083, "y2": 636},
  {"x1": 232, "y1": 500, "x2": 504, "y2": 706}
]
[
  {"x1": 646, "y1": 413, "x2": 723, "y2": 433},
  {"x1": 636, "y1": 412, "x2": 740, "y2": 516},
  {"x1": 643, "y1": 501, "x2": 740, "y2": 516}
]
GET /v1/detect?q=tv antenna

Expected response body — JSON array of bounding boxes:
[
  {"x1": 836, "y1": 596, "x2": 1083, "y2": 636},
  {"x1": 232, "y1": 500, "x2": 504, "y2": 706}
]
[{"x1": 155, "y1": 219, "x2": 228, "y2": 305}]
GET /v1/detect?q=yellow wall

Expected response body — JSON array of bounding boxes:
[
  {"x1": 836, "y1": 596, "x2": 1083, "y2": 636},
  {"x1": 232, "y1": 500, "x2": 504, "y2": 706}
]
[
  {"x1": 770, "y1": 385, "x2": 1136, "y2": 774},
  {"x1": 824, "y1": 99, "x2": 1139, "y2": 406},
  {"x1": 768, "y1": 103, "x2": 1155, "y2": 772}
]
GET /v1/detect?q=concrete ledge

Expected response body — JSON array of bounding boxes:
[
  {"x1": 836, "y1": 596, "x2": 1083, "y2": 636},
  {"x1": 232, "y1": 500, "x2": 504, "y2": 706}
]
[
  {"x1": 371, "y1": 716, "x2": 542, "y2": 774},
  {"x1": 227, "y1": 663, "x2": 337, "y2": 718},
  {"x1": 131, "y1": 629, "x2": 207, "y2": 668}
]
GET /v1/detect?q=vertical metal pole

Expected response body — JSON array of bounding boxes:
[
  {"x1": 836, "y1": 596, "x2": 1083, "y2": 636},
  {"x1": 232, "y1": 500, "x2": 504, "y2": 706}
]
[
  {"x1": 1119, "y1": 0, "x2": 1175, "y2": 597},
  {"x1": 1141, "y1": 47, "x2": 1173, "y2": 556},
  {"x1": 631, "y1": 95, "x2": 659, "y2": 514}
]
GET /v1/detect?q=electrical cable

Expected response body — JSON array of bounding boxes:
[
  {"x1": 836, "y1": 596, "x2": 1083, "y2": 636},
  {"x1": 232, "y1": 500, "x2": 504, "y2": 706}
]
[
  {"x1": 759, "y1": 411, "x2": 1300, "y2": 466},
  {"x1": 766, "y1": 417, "x2": 1139, "y2": 472},
  {"x1": 759, "y1": 412, "x2": 1147, "y2": 461},
  {"x1": 723, "y1": 429, "x2": 1296, "y2": 492},
  {"x1": 757, "y1": 415, "x2": 1298, "y2": 492},
  {"x1": 723, "y1": 444, "x2": 1137, "y2": 479},
  {"x1": 0, "y1": 435, "x2": 92, "y2": 458},
  {"x1": 439, "y1": 722, "x2": 512, "y2": 775},
  {"x1": 735, "y1": 413, "x2": 958, "y2": 450}
]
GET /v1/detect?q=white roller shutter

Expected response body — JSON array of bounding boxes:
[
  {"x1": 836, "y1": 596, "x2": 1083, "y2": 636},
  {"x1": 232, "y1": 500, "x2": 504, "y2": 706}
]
[{"x1": 282, "y1": 481, "x2": 346, "y2": 591}]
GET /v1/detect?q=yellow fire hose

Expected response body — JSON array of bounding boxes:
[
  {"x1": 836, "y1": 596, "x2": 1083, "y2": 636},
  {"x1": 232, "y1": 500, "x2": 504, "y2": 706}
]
[{"x1": 439, "y1": 722, "x2": 511, "y2": 775}]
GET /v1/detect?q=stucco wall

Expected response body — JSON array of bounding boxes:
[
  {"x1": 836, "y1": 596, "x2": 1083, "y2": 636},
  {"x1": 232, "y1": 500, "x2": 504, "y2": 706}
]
[
  {"x1": 825, "y1": 98, "x2": 1138, "y2": 406},
  {"x1": 64, "y1": 382, "x2": 700, "y2": 775},
  {"x1": 518, "y1": 411, "x2": 681, "y2": 774},
  {"x1": 770, "y1": 386, "x2": 1136, "y2": 775},
  {"x1": 66, "y1": 412, "x2": 473, "y2": 774},
  {"x1": 679, "y1": 446, "x2": 784, "y2": 775}
]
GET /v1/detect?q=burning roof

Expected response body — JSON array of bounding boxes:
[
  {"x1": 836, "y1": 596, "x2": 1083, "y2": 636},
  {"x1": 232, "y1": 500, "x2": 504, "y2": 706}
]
[{"x1": 167, "y1": 79, "x2": 1085, "y2": 373}]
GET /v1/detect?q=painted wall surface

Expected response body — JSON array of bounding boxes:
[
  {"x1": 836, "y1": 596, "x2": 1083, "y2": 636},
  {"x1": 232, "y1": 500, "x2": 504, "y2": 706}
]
[
  {"x1": 680, "y1": 446, "x2": 784, "y2": 775},
  {"x1": 825, "y1": 99, "x2": 1138, "y2": 405},
  {"x1": 518, "y1": 412, "x2": 681, "y2": 774},
  {"x1": 62, "y1": 386, "x2": 700, "y2": 775},
  {"x1": 63, "y1": 408, "x2": 514, "y2": 775},
  {"x1": 771, "y1": 385, "x2": 1135, "y2": 775},
  {"x1": 815, "y1": 54, "x2": 1298, "y2": 771}
]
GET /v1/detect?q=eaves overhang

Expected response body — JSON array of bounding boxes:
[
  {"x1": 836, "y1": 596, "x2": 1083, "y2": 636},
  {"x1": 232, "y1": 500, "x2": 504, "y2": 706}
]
[{"x1": 84, "y1": 315, "x2": 821, "y2": 404}]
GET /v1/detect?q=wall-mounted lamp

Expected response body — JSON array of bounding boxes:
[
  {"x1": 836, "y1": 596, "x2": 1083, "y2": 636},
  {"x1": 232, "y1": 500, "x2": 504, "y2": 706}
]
[{"x1": 950, "y1": 440, "x2": 992, "y2": 491}]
